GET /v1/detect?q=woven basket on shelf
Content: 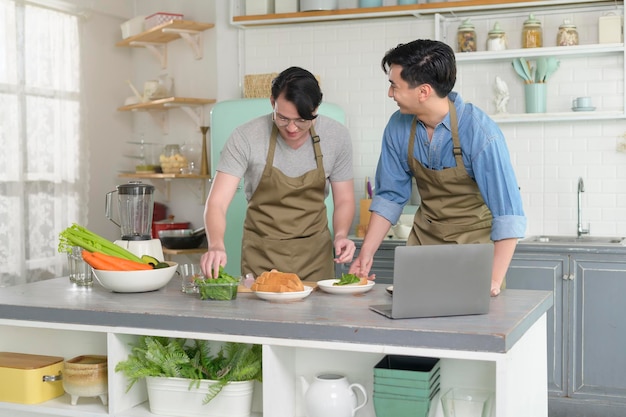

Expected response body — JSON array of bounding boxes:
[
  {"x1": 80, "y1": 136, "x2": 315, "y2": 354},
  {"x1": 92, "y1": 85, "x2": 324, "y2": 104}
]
[
  {"x1": 243, "y1": 73, "x2": 278, "y2": 98},
  {"x1": 243, "y1": 73, "x2": 322, "y2": 98}
]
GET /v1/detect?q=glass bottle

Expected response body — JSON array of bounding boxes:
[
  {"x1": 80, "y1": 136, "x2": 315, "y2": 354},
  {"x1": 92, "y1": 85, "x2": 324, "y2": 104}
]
[
  {"x1": 557, "y1": 19, "x2": 579, "y2": 46},
  {"x1": 522, "y1": 13, "x2": 543, "y2": 48},
  {"x1": 457, "y1": 19, "x2": 477, "y2": 52},
  {"x1": 486, "y1": 22, "x2": 507, "y2": 51},
  {"x1": 160, "y1": 144, "x2": 188, "y2": 174}
]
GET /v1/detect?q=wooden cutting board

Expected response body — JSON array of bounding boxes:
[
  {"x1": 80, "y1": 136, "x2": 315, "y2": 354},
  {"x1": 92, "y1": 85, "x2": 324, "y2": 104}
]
[{"x1": 238, "y1": 281, "x2": 317, "y2": 293}]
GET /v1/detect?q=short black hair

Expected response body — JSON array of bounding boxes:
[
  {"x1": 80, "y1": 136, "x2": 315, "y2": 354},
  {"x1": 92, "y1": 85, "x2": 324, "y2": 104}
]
[
  {"x1": 381, "y1": 39, "x2": 456, "y2": 98},
  {"x1": 271, "y1": 67, "x2": 322, "y2": 120}
]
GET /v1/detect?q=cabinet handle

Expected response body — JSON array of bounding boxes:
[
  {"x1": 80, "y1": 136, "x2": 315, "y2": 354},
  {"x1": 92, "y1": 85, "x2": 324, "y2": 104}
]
[
  {"x1": 562, "y1": 274, "x2": 569, "y2": 280},
  {"x1": 569, "y1": 273, "x2": 575, "y2": 280}
]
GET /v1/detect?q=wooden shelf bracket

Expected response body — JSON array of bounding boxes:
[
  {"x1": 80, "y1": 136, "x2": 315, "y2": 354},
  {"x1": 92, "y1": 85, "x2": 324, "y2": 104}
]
[
  {"x1": 129, "y1": 41, "x2": 167, "y2": 68},
  {"x1": 161, "y1": 28, "x2": 204, "y2": 59}
]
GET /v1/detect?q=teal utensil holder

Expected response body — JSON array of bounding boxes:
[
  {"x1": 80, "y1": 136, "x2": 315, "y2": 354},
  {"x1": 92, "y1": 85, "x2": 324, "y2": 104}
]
[{"x1": 524, "y1": 83, "x2": 547, "y2": 113}]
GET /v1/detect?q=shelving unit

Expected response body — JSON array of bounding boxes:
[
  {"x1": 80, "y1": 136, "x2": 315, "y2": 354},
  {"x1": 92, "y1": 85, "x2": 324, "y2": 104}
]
[
  {"x1": 116, "y1": 20, "x2": 214, "y2": 68},
  {"x1": 117, "y1": 97, "x2": 216, "y2": 132},
  {"x1": 118, "y1": 172, "x2": 211, "y2": 202}
]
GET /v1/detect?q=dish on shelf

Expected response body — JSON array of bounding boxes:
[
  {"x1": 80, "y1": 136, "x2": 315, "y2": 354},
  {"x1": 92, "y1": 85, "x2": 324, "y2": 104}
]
[
  {"x1": 317, "y1": 279, "x2": 375, "y2": 295},
  {"x1": 92, "y1": 262, "x2": 178, "y2": 293},
  {"x1": 253, "y1": 286, "x2": 313, "y2": 302},
  {"x1": 572, "y1": 106, "x2": 596, "y2": 112}
]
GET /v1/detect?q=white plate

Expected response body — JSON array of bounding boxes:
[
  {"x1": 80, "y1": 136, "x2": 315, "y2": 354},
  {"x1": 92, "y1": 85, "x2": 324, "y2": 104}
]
[
  {"x1": 253, "y1": 286, "x2": 313, "y2": 302},
  {"x1": 317, "y1": 279, "x2": 375, "y2": 295}
]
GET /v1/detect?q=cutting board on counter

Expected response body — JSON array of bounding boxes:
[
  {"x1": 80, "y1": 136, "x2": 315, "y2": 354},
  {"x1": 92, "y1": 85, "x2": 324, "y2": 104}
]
[{"x1": 238, "y1": 281, "x2": 318, "y2": 293}]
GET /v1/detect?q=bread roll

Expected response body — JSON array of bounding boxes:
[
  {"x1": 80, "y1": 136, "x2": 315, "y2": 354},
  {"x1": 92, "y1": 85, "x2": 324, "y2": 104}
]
[{"x1": 251, "y1": 269, "x2": 304, "y2": 293}]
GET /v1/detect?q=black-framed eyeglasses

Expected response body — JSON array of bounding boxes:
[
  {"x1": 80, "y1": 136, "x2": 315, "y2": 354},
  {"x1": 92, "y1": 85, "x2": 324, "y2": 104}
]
[{"x1": 273, "y1": 106, "x2": 317, "y2": 130}]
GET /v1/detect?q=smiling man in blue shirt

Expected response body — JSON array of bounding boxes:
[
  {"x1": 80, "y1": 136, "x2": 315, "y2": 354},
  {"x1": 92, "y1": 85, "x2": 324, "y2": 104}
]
[{"x1": 349, "y1": 39, "x2": 526, "y2": 296}]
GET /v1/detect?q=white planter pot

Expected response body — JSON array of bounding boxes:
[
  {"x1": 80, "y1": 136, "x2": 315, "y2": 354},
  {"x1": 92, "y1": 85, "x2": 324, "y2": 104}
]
[{"x1": 146, "y1": 376, "x2": 254, "y2": 417}]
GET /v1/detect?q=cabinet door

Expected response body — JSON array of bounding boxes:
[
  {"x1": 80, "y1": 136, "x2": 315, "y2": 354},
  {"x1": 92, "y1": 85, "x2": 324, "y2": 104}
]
[
  {"x1": 569, "y1": 255, "x2": 626, "y2": 402},
  {"x1": 507, "y1": 253, "x2": 567, "y2": 396}
]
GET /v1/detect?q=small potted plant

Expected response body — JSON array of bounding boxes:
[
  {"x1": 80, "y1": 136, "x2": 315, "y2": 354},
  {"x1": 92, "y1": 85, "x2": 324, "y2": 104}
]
[{"x1": 115, "y1": 336, "x2": 262, "y2": 417}]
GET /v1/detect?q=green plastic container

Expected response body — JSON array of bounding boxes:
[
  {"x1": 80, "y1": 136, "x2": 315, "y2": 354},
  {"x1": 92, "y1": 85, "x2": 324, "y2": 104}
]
[
  {"x1": 373, "y1": 393, "x2": 433, "y2": 417},
  {"x1": 374, "y1": 355, "x2": 440, "y2": 384},
  {"x1": 374, "y1": 377, "x2": 440, "y2": 398}
]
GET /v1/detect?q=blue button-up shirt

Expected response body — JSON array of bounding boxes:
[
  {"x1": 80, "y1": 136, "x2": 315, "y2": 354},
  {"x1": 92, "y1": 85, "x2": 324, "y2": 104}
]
[{"x1": 370, "y1": 92, "x2": 526, "y2": 241}]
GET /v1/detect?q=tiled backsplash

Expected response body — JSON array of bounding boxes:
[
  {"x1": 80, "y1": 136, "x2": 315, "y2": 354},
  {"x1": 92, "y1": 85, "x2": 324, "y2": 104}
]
[{"x1": 241, "y1": 14, "x2": 626, "y2": 237}]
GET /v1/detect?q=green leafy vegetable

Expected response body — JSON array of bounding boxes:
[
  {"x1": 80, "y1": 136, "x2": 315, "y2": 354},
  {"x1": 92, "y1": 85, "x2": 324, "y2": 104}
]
[
  {"x1": 114, "y1": 337, "x2": 262, "y2": 404},
  {"x1": 333, "y1": 273, "x2": 361, "y2": 286},
  {"x1": 197, "y1": 266, "x2": 240, "y2": 300},
  {"x1": 58, "y1": 223, "x2": 145, "y2": 263}
]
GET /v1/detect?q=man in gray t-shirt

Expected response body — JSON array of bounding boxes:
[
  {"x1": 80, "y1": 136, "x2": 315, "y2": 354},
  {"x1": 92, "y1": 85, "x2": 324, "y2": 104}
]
[{"x1": 201, "y1": 67, "x2": 356, "y2": 282}]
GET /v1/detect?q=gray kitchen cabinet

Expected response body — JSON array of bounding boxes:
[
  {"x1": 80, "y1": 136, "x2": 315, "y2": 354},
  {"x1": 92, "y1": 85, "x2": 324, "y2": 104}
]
[
  {"x1": 336, "y1": 238, "x2": 405, "y2": 284},
  {"x1": 507, "y1": 245, "x2": 626, "y2": 417}
]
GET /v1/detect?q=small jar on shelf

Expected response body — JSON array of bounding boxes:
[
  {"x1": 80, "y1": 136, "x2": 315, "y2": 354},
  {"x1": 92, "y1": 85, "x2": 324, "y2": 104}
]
[
  {"x1": 457, "y1": 19, "x2": 477, "y2": 52},
  {"x1": 160, "y1": 144, "x2": 189, "y2": 174},
  {"x1": 522, "y1": 14, "x2": 542, "y2": 48},
  {"x1": 486, "y1": 22, "x2": 507, "y2": 51},
  {"x1": 556, "y1": 19, "x2": 579, "y2": 46}
]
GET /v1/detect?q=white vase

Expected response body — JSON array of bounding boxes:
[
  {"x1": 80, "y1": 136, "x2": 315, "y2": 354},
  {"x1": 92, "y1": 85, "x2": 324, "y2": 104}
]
[{"x1": 146, "y1": 376, "x2": 254, "y2": 417}]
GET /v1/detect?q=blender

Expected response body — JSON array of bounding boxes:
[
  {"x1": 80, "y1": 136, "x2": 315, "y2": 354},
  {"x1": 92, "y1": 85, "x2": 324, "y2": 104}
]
[{"x1": 105, "y1": 181, "x2": 164, "y2": 261}]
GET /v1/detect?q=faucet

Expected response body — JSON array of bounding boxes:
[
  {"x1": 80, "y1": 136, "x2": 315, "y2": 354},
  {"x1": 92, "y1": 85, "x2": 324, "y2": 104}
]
[{"x1": 577, "y1": 177, "x2": 589, "y2": 238}]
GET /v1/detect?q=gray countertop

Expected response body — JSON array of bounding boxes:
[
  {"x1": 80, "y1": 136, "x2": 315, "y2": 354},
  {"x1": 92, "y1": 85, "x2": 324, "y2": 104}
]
[{"x1": 0, "y1": 278, "x2": 552, "y2": 354}]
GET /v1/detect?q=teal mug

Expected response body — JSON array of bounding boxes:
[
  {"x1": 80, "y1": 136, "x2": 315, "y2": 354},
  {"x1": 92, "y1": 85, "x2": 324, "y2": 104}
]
[{"x1": 359, "y1": 0, "x2": 383, "y2": 6}]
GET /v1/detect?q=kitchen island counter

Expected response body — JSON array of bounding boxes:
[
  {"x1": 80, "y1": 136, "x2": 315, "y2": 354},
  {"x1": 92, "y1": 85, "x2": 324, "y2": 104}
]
[{"x1": 0, "y1": 278, "x2": 552, "y2": 417}]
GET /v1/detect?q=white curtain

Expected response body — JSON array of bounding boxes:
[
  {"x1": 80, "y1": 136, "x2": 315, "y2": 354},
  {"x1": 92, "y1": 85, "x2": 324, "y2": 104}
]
[{"x1": 0, "y1": 0, "x2": 87, "y2": 286}]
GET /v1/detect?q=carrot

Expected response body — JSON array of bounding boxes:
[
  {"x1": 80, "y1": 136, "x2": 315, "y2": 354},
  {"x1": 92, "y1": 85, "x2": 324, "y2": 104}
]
[
  {"x1": 82, "y1": 250, "x2": 122, "y2": 271},
  {"x1": 90, "y1": 251, "x2": 153, "y2": 271}
]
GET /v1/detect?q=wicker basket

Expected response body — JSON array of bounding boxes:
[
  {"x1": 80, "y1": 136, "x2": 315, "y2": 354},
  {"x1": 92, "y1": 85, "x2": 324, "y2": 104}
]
[
  {"x1": 243, "y1": 73, "x2": 278, "y2": 98},
  {"x1": 243, "y1": 73, "x2": 322, "y2": 98}
]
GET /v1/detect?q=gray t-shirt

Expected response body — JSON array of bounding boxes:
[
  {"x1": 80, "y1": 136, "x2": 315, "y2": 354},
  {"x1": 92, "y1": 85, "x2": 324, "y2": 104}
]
[{"x1": 216, "y1": 114, "x2": 353, "y2": 200}]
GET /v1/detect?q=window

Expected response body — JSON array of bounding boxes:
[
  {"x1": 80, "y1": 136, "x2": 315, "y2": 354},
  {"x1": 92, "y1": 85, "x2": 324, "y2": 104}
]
[{"x1": 0, "y1": 0, "x2": 86, "y2": 286}]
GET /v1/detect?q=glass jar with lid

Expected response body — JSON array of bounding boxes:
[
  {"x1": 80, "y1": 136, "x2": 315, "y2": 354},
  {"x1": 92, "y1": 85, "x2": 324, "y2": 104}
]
[
  {"x1": 522, "y1": 13, "x2": 542, "y2": 48},
  {"x1": 159, "y1": 144, "x2": 189, "y2": 174},
  {"x1": 557, "y1": 19, "x2": 579, "y2": 46},
  {"x1": 457, "y1": 19, "x2": 477, "y2": 52},
  {"x1": 486, "y1": 22, "x2": 507, "y2": 51}
]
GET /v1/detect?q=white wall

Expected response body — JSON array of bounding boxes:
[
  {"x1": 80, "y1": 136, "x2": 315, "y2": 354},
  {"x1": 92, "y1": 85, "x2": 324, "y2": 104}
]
[{"x1": 82, "y1": 1, "x2": 626, "y2": 239}]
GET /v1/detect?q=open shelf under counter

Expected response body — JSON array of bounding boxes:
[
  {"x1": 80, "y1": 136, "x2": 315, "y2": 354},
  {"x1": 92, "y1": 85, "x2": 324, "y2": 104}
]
[{"x1": 231, "y1": 0, "x2": 615, "y2": 27}]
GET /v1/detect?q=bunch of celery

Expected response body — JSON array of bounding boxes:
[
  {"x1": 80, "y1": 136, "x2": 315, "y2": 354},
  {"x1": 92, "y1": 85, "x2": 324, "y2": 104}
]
[{"x1": 58, "y1": 223, "x2": 145, "y2": 263}]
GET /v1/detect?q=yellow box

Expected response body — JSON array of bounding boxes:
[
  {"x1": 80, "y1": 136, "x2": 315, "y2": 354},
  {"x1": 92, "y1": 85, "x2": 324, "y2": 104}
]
[{"x1": 0, "y1": 352, "x2": 64, "y2": 404}]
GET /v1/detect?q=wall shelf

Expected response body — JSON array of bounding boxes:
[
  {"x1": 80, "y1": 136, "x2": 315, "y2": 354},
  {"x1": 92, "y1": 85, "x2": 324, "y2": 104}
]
[
  {"x1": 118, "y1": 172, "x2": 211, "y2": 202},
  {"x1": 116, "y1": 20, "x2": 214, "y2": 68},
  {"x1": 117, "y1": 97, "x2": 216, "y2": 132},
  {"x1": 231, "y1": 0, "x2": 616, "y2": 27}
]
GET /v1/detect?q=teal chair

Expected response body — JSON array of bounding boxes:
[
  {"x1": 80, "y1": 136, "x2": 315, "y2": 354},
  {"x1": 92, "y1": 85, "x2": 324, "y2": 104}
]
[{"x1": 210, "y1": 98, "x2": 346, "y2": 277}]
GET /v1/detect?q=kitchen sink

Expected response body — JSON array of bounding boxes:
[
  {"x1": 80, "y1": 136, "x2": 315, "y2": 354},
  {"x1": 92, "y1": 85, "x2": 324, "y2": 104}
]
[{"x1": 521, "y1": 235, "x2": 626, "y2": 246}]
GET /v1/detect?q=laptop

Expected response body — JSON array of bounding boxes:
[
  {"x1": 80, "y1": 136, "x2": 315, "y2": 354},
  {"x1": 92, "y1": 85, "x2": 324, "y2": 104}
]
[{"x1": 370, "y1": 243, "x2": 493, "y2": 319}]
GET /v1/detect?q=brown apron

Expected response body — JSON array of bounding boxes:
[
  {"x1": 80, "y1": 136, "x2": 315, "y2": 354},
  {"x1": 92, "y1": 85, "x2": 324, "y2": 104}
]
[
  {"x1": 407, "y1": 100, "x2": 493, "y2": 246},
  {"x1": 241, "y1": 124, "x2": 334, "y2": 282}
]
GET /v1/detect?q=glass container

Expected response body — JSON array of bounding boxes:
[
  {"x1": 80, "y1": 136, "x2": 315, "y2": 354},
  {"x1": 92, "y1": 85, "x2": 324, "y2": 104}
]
[
  {"x1": 522, "y1": 13, "x2": 542, "y2": 48},
  {"x1": 457, "y1": 19, "x2": 477, "y2": 52},
  {"x1": 160, "y1": 144, "x2": 189, "y2": 174},
  {"x1": 557, "y1": 19, "x2": 579, "y2": 46},
  {"x1": 486, "y1": 22, "x2": 507, "y2": 51}
]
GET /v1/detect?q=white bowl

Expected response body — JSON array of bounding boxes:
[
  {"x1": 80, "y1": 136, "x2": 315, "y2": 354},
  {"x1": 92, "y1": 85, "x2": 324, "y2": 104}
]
[{"x1": 92, "y1": 262, "x2": 178, "y2": 293}]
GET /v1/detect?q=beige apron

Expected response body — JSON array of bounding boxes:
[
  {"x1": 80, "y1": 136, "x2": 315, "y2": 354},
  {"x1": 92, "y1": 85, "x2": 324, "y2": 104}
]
[
  {"x1": 241, "y1": 124, "x2": 334, "y2": 282},
  {"x1": 407, "y1": 100, "x2": 493, "y2": 246}
]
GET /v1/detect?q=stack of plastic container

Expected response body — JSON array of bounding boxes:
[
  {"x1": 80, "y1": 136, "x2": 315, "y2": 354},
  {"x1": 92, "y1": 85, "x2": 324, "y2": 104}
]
[{"x1": 373, "y1": 355, "x2": 440, "y2": 417}]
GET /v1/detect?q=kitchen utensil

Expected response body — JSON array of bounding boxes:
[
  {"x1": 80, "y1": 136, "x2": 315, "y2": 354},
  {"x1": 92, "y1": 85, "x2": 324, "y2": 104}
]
[
  {"x1": 158, "y1": 228, "x2": 206, "y2": 250},
  {"x1": 92, "y1": 262, "x2": 178, "y2": 293},
  {"x1": 512, "y1": 59, "x2": 531, "y2": 83},
  {"x1": 535, "y1": 58, "x2": 547, "y2": 82},
  {"x1": 544, "y1": 57, "x2": 560, "y2": 82},
  {"x1": 153, "y1": 215, "x2": 191, "y2": 237},
  {"x1": 316, "y1": 279, "x2": 374, "y2": 294},
  {"x1": 105, "y1": 181, "x2": 164, "y2": 259},
  {"x1": 519, "y1": 58, "x2": 532, "y2": 82},
  {"x1": 300, "y1": 373, "x2": 368, "y2": 417}
]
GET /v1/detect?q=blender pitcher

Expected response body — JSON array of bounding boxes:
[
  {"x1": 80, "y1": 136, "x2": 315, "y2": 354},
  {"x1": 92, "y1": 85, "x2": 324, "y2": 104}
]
[
  {"x1": 105, "y1": 182, "x2": 164, "y2": 261},
  {"x1": 106, "y1": 181, "x2": 155, "y2": 240}
]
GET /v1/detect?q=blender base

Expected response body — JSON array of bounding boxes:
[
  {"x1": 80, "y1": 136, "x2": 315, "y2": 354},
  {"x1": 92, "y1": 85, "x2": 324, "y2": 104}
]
[{"x1": 114, "y1": 239, "x2": 164, "y2": 262}]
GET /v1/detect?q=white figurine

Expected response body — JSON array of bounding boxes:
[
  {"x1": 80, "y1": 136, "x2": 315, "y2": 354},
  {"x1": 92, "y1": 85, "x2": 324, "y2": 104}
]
[{"x1": 494, "y1": 76, "x2": 509, "y2": 114}]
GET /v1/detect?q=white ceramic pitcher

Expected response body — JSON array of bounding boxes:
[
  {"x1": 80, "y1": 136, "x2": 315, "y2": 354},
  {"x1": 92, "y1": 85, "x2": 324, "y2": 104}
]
[{"x1": 300, "y1": 373, "x2": 367, "y2": 417}]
